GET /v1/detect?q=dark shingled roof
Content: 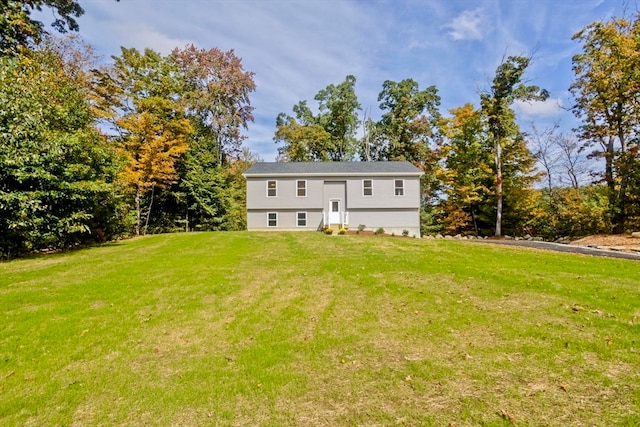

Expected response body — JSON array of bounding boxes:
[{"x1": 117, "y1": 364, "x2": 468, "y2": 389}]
[{"x1": 244, "y1": 161, "x2": 423, "y2": 176}]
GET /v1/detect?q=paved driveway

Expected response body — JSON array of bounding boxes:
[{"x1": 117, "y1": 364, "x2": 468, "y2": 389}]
[{"x1": 472, "y1": 239, "x2": 640, "y2": 261}]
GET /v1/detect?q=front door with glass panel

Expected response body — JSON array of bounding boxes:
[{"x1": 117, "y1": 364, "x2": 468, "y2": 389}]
[{"x1": 329, "y1": 199, "x2": 341, "y2": 225}]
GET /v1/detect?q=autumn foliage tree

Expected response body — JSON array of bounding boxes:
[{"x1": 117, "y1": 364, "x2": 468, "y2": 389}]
[
  {"x1": 92, "y1": 45, "x2": 257, "y2": 234},
  {"x1": 93, "y1": 48, "x2": 193, "y2": 234},
  {"x1": 172, "y1": 45, "x2": 256, "y2": 166},
  {"x1": 437, "y1": 104, "x2": 493, "y2": 235},
  {"x1": 171, "y1": 45, "x2": 256, "y2": 231},
  {"x1": 570, "y1": 13, "x2": 640, "y2": 232}
]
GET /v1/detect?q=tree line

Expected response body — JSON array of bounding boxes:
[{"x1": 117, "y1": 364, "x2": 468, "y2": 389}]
[
  {"x1": 1, "y1": 1, "x2": 639, "y2": 258},
  {"x1": 275, "y1": 15, "x2": 640, "y2": 239},
  {"x1": 1, "y1": 1, "x2": 257, "y2": 259}
]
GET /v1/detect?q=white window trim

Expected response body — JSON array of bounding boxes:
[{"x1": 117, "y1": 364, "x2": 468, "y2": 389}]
[
  {"x1": 362, "y1": 179, "x2": 373, "y2": 197},
  {"x1": 296, "y1": 211, "x2": 307, "y2": 227},
  {"x1": 267, "y1": 180, "x2": 277, "y2": 197},
  {"x1": 296, "y1": 180, "x2": 307, "y2": 198},
  {"x1": 267, "y1": 212, "x2": 278, "y2": 227},
  {"x1": 394, "y1": 179, "x2": 405, "y2": 196}
]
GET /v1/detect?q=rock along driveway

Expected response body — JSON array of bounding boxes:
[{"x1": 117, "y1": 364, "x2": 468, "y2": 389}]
[{"x1": 471, "y1": 239, "x2": 640, "y2": 261}]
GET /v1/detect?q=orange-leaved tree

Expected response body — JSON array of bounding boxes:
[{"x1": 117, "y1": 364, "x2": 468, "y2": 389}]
[{"x1": 93, "y1": 48, "x2": 192, "y2": 235}]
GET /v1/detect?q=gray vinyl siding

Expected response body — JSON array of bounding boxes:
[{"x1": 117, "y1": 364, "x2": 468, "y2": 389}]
[
  {"x1": 247, "y1": 176, "x2": 420, "y2": 210},
  {"x1": 247, "y1": 209, "x2": 324, "y2": 230},
  {"x1": 246, "y1": 177, "x2": 324, "y2": 210},
  {"x1": 348, "y1": 209, "x2": 421, "y2": 236},
  {"x1": 346, "y1": 176, "x2": 420, "y2": 209}
]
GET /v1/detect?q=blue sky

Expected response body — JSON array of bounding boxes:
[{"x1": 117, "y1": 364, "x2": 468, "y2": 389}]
[{"x1": 64, "y1": 0, "x2": 628, "y2": 160}]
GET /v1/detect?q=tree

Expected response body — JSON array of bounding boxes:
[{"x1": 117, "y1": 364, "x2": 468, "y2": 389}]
[
  {"x1": 314, "y1": 75, "x2": 361, "y2": 161},
  {"x1": 528, "y1": 124, "x2": 590, "y2": 191},
  {"x1": 274, "y1": 110, "x2": 333, "y2": 161},
  {"x1": 0, "y1": 49, "x2": 124, "y2": 258},
  {"x1": 374, "y1": 79, "x2": 441, "y2": 167},
  {"x1": 480, "y1": 55, "x2": 549, "y2": 236},
  {"x1": 570, "y1": 13, "x2": 640, "y2": 232},
  {"x1": 172, "y1": 44, "x2": 256, "y2": 167},
  {"x1": 93, "y1": 47, "x2": 193, "y2": 235},
  {"x1": 0, "y1": 0, "x2": 118, "y2": 56},
  {"x1": 556, "y1": 134, "x2": 590, "y2": 190},
  {"x1": 437, "y1": 104, "x2": 493, "y2": 235},
  {"x1": 169, "y1": 45, "x2": 255, "y2": 230},
  {"x1": 275, "y1": 76, "x2": 361, "y2": 161}
]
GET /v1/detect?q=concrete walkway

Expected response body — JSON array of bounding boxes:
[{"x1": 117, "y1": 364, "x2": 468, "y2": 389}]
[{"x1": 471, "y1": 239, "x2": 640, "y2": 261}]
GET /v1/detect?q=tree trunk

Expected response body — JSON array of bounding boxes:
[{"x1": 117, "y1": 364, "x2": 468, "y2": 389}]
[
  {"x1": 135, "y1": 187, "x2": 141, "y2": 236},
  {"x1": 471, "y1": 208, "x2": 479, "y2": 237},
  {"x1": 494, "y1": 137, "x2": 503, "y2": 237},
  {"x1": 143, "y1": 186, "x2": 155, "y2": 236}
]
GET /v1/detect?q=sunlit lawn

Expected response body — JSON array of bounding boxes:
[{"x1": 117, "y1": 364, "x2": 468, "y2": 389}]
[{"x1": 1, "y1": 232, "x2": 638, "y2": 426}]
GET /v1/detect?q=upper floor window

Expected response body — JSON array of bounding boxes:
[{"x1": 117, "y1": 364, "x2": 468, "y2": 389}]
[
  {"x1": 296, "y1": 180, "x2": 307, "y2": 197},
  {"x1": 363, "y1": 179, "x2": 373, "y2": 196},
  {"x1": 394, "y1": 179, "x2": 404, "y2": 196},
  {"x1": 267, "y1": 180, "x2": 277, "y2": 197}
]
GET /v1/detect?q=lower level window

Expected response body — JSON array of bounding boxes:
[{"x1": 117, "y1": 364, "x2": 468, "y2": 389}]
[
  {"x1": 267, "y1": 212, "x2": 278, "y2": 227},
  {"x1": 297, "y1": 212, "x2": 307, "y2": 227}
]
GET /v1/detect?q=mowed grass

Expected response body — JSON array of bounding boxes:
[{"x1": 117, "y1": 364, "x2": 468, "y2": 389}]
[{"x1": 0, "y1": 232, "x2": 639, "y2": 426}]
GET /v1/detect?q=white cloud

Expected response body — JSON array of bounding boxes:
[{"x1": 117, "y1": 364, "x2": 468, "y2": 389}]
[
  {"x1": 446, "y1": 9, "x2": 487, "y2": 41},
  {"x1": 514, "y1": 98, "x2": 564, "y2": 119}
]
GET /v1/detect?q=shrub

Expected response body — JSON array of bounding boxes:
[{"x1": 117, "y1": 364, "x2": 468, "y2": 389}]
[
  {"x1": 402, "y1": 229, "x2": 409, "y2": 237},
  {"x1": 357, "y1": 224, "x2": 366, "y2": 232},
  {"x1": 324, "y1": 228, "x2": 334, "y2": 235},
  {"x1": 374, "y1": 227, "x2": 385, "y2": 235},
  {"x1": 338, "y1": 228, "x2": 346, "y2": 235}
]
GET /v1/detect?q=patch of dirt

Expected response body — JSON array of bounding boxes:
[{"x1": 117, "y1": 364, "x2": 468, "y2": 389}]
[{"x1": 569, "y1": 234, "x2": 640, "y2": 253}]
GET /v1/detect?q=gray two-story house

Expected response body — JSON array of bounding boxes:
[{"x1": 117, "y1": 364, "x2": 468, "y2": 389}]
[{"x1": 243, "y1": 162, "x2": 423, "y2": 236}]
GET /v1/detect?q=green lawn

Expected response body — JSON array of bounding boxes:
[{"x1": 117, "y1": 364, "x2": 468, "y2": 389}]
[{"x1": 1, "y1": 232, "x2": 639, "y2": 426}]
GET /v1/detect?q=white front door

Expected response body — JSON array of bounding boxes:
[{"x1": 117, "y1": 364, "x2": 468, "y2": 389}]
[{"x1": 329, "y1": 199, "x2": 341, "y2": 225}]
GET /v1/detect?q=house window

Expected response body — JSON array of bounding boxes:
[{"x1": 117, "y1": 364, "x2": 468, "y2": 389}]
[
  {"x1": 363, "y1": 179, "x2": 373, "y2": 196},
  {"x1": 297, "y1": 212, "x2": 307, "y2": 227},
  {"x1": 296, "y1": 180, "x2": 307, "y2": 197},
  {"x1": 267, "y1": 180, "x2": 277, "y2": 197},
  {"x1": 267, "y1": 212, "x2": 278, "y2": 227},
  {"x1": 394, "y1": 179, "x2": 404, "y2": 196}
]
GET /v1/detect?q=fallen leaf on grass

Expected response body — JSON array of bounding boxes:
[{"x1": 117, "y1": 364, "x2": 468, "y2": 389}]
[
  {"x1": 498, "y1": 408, "x2": 515, "y2": 423},
  {"x1": 560, "y1": 383, "x2": 569, "y2": 392}
]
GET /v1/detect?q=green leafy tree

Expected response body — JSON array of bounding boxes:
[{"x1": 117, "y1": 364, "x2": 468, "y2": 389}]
[
  {"x1": 570, "y1": 13, "x2": 640, "y2": 232},
  {"x1": 275, "y1": 75, "x2": 361, "y2": 161},
  {"x1": 0, "y1": 50, "x2": 124, "y2": 258},
  {"x1": 314, "y1": 75, "x2": 361, "y2": 160},
  {"x1": 480, "y1": 55, "x2": 549, "y2": 236},
  {"x1": 371, "y1": 78, "x2": 442, "y2": 227},
  {"x1": 372, "y1": 79, "x2": 441, "y2": 166},
  {"x1": 0, "y1": 0, "x2": 119, "y2": 56},
  {"x1": 274, "y1": 109, "x2": 333, "y2": 161}
]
